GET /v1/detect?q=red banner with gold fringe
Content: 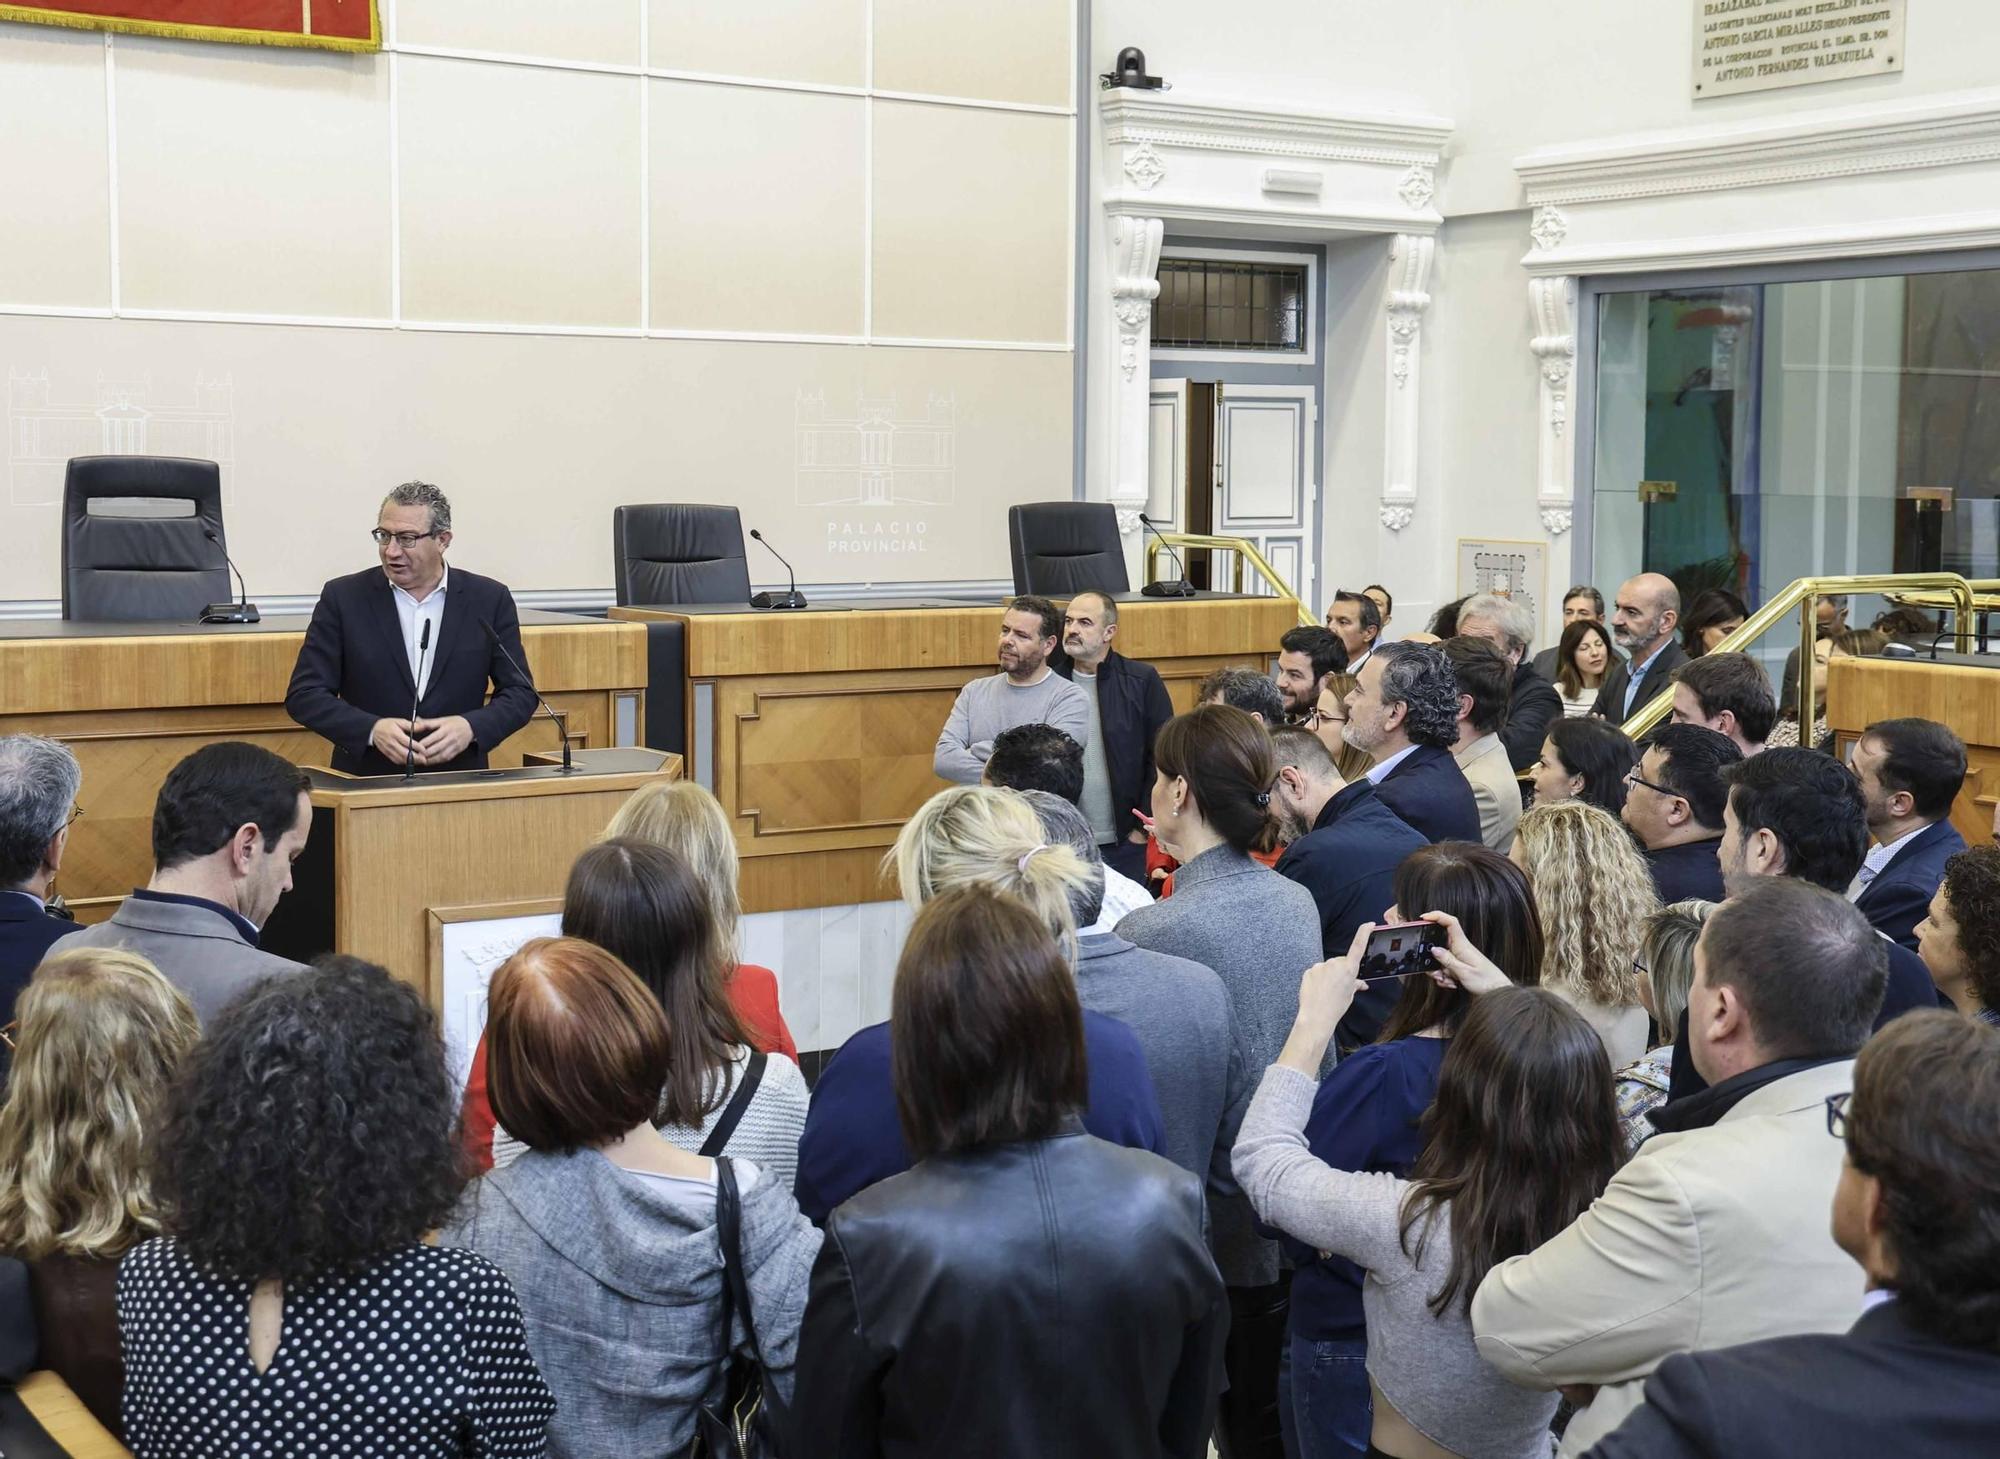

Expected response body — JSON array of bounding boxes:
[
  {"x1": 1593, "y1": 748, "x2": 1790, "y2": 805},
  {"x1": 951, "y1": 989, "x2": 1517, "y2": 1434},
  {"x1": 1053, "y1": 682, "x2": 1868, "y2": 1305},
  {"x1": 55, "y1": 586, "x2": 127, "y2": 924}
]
[{"x1": 0, "y1": 1, "x2": 379, "y2": 53}]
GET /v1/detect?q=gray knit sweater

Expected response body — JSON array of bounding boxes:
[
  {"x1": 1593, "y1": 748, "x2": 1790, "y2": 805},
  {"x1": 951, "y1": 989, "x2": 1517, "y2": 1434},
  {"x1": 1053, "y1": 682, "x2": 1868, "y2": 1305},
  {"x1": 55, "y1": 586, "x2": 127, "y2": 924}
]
[{"x1": 932, "y1": 670, "x2": 1091, "y2": 784}]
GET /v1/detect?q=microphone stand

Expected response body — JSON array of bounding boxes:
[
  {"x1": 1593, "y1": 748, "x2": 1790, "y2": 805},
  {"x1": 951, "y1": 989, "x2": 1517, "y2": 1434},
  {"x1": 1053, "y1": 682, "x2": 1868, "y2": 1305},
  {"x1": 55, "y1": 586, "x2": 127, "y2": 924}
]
[
  {"x1": 404, "y1": 617, "x2": 431, "y2": 780},
  {"x1": 199, "y1": 527, "x2": 262, "y2": 623},
  {"x1": 1138, "y1": 513, "x2": 1197, "y2": 597},
  {"x1": 483, "y1": 621, "x2": 575, "y2": 772},
  {"x1": 748, "y1": 529, "x2": 809, "y2": 610}
]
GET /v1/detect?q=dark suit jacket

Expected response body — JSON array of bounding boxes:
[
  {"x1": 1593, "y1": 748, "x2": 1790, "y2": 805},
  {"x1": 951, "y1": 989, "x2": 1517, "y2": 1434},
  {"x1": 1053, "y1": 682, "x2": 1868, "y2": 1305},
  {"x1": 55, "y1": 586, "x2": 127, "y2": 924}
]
[
  {"x1": 1593, "y1": 639, "x2": 1690, "y2": 723},
  {"x1": 1586, "y1": 1301, "x2": 2000, "y2": 1459},
  {"x1": 0, "y1": 892, "x2": 83, "y2": 1025},
  {"x1": 285, "y1": 566, "x2": 539, "y2": 775},
  {"x1": 1646, "y1": 838, "x2": 1727, "y2": 906},
  {"x1": 1056, "y1": 648, "x2": 1175, "y2": 839},
  {"x1": 1500, "y1": 659, "x2": 1564, "y2": 772},
  {"x1": 1276, "y1": 780, "x2": 1428, "y2": 1046},
  {"x1": 1372, "y1": 743, "x2": 1482, "y2": 846},
  {"x1": 1856, "y1": 819, "x2": 1967, "y2": 952}
]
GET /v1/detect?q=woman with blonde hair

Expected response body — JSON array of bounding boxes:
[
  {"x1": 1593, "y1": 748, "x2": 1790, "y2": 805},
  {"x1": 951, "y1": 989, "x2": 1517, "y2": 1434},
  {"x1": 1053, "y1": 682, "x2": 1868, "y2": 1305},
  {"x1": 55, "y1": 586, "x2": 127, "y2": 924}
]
[
  {"x1": 1615, "y1": 899, "x2": 1716, "y2": 1155},
  {"x1": 796, "y1": 784, "x2": 1165, "y2": 1224},
  {"x1": 0, "y1": 946, "x2": 198, "y2": 1438},
  {"x1": 1509, "y1": 800, "x2": 1658, "y2": 1068}
]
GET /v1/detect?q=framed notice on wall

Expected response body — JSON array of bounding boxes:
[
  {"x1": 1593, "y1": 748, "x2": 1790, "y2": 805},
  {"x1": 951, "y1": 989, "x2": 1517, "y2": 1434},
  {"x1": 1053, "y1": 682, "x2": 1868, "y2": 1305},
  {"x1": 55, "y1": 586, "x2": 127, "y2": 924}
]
[
  {"x1": 1456, "y1": 538, "x2": 1548, "y2": 632},
  {"x1": 0, "y1": 1, "x2": 380, "y2": 52},
  {"x1": 1693, "y1": 0, "x2": 1904, "y2": 99}
]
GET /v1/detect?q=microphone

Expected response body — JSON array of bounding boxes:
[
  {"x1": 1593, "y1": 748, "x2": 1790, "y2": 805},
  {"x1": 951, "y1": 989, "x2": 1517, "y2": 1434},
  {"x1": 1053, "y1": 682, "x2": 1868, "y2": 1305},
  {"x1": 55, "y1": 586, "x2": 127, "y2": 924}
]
[
  {"x1": 404, "y1": 617, "x2": 431, "y2": 780},
  {"x1": 199, "y1": 527, "x2": 262, "y2": 623},
  {"x1": 1137, "y1": 513, "x2": 1197, "y2": 598},
  {"x1": 482, "y1": 620, "x2": 575, "y2": 772},
  {"x1": 748, "y1": 529, "x2": 808, "y2": 610}
]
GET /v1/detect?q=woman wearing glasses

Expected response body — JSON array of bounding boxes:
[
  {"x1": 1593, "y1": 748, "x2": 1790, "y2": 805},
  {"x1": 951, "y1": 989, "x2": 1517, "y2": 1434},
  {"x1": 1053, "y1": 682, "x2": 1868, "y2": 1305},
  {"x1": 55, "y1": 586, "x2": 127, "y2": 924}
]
[{"x1": 284, "y1": 481, "x2": 541, "y2": 776}]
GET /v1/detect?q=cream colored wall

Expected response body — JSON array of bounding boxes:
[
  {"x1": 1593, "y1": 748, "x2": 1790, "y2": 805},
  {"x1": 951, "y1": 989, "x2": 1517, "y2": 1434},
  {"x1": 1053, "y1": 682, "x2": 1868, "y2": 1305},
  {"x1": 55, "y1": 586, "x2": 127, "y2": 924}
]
[{"x1": 0, "y1": 1, "x2": 1076, "y2": 603}]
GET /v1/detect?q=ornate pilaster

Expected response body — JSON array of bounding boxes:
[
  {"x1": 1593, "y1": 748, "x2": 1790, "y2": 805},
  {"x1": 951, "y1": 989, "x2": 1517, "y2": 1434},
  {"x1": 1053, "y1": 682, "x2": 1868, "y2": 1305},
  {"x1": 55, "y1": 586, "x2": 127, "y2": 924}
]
[
  {"x1": 1529, "y1": 274, "x2": 1580, "y2": 536},
  {"x1": 1108, "y1": 214, "x2": 1165, "y2": 536},
  {"x1": 1380, "y1": 233, "x2": 1435, "y2": 532}
]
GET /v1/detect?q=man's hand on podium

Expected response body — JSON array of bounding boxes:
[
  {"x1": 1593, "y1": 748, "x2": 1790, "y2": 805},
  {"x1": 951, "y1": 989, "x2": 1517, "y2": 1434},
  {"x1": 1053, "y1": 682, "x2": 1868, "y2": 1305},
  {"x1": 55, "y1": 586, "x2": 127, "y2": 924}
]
[
  {"x1": 411, "y1": 715, "x2": 474, "y2": 765},
  {"x1": 371, "y1": 717, "x2": 420, "y2": 765}
]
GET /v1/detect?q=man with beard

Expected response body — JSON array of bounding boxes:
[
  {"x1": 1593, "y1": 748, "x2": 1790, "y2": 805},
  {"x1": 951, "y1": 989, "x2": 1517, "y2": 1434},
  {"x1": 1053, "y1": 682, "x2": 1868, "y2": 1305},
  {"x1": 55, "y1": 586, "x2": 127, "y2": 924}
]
[
  {"x1": 932, "y1": 595, "x2": 1090, "y2": 785},
  {"x1": 1592, "y1": 573, "x2": 1688, "y2": 724},
  {"x1": 1274, "y1": 626, "x2": 1346, "y2": 723},
  {"x1": 1340, "y1": 642, "x2": 1481, "y2": 845},
  {"x1": 1054, "y1": 590, "x2": 1174, "y2": 883}
]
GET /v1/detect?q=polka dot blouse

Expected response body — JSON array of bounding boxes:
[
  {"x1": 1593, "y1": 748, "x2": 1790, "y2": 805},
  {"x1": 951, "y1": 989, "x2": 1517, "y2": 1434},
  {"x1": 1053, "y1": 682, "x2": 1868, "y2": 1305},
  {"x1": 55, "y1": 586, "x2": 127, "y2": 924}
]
[{"x1": 118, "y1": 1238, "x2": 555, "y2": 1458}]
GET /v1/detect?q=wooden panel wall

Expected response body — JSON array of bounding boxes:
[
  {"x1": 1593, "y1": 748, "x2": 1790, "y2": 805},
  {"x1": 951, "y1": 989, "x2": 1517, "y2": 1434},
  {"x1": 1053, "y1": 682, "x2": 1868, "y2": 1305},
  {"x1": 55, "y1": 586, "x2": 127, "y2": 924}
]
[{"x1": 1828, "y1": 656, "x2": 1999, "y2": 848}]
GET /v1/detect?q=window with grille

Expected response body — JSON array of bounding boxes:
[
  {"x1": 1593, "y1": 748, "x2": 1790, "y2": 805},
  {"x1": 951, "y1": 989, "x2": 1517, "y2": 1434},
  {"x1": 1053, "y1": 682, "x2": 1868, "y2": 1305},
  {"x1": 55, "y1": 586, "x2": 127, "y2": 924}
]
[{"x1": 1151, "y1": 257, "x2": 1309, "y2": 352}]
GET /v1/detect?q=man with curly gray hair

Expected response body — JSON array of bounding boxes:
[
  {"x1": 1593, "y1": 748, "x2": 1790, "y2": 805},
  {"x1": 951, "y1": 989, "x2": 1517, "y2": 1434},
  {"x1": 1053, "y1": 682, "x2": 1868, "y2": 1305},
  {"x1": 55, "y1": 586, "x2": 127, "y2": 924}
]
[
  {"x1": 285, "y1": 481, "x2": 541, "y2": 775},
  {"x1": 0, "y1": 734, "x2": 85, "y2": 1017},
  {"x1": 1341, "y1": 641, "x2": 1481, "y2": 844}
]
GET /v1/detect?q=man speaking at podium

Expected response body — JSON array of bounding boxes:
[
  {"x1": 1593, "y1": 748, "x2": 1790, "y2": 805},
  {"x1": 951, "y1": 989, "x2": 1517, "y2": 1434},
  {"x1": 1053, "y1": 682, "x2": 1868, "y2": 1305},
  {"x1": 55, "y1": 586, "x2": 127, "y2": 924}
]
[{"x1": 285, "y1": 482, "x2": 538, "y2": 775}]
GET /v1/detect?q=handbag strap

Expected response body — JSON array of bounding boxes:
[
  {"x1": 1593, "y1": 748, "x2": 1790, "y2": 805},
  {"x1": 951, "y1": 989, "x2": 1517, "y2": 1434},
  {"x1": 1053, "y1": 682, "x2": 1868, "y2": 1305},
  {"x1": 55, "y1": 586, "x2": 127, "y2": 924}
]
[
  {"x1": 712, "y1": 1155, "x2": 770, "y2": 1371},
  {"x1": 699, "y1": 1051, "x2": 767, "y2": 1158}
]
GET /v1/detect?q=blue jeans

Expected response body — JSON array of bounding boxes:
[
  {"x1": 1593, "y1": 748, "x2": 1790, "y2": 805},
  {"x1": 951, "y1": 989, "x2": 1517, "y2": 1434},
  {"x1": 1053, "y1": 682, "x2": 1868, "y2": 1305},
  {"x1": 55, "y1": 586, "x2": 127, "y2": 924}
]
[{"x1": 1280, "y1": 1333, "x2": 1371, "y2": 1459}]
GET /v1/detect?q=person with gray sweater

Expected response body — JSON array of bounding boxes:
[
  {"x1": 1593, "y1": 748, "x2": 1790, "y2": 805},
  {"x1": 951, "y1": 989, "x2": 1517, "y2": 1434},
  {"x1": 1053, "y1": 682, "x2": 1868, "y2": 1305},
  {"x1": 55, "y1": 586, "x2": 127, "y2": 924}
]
[
  {"x1": 933, "y1": 596, "x2": 1090, "y2": 784},
  {"x1": 442, "y1": 936, "x2": 821, "y2": 1459},
  {"x1": 1233, "y1": 916, "x2": 1624, "y2": 1459},
  {"x1": 1113, "y1": 704, "x2": 1323, "y2": 1457}
]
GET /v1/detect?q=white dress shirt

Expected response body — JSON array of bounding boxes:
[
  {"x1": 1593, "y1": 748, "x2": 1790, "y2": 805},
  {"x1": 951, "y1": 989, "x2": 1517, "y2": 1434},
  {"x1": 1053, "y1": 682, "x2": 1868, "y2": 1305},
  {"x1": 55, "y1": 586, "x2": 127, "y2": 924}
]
[
  {"x1": 1089, "y1": 864, "x2": 1155, "y2": 933},
  {"x1": 1364, "y1": 743, "x2": 1419, "y2": 786},
  {"x1": 392, "y1": 562, "x2": 449, "y2": 699}
]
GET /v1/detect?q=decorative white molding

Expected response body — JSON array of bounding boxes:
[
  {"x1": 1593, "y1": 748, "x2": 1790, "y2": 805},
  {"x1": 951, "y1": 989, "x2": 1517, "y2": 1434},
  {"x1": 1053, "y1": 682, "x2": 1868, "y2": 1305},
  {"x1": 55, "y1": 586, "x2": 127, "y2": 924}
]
[
  {"x1": 1381, "y1": 234, "x2": 1436, "y2": 534},
  {"x1": 1516, "y1": 89, "x2": 2000, "y2": 206},
  {"x1": 1525, "y1": 206, "x2": 2000, "y2": 277},
  {"x1": 1398, "y1": 162, "x2": 1436, "y2": 211},
  {"x1": 1107, "y1": 214, "x2": 1166, "y2": 536},
  {"x1": 1529, "y1": 205, "x2": 1569, "y2": 252},
  {"x1": 1102, "y1": 92, "x2": 1452, "y2": 166},
  {"x1": 1529, "y1": 275, "x2": 1580, "y2": 538},
  {"x1": 1124, "y1": 142, "x2": 1166, "y2": 191},
  {"x1": 1263, "y1": 168, "x2": 1325, "y2": 197}
]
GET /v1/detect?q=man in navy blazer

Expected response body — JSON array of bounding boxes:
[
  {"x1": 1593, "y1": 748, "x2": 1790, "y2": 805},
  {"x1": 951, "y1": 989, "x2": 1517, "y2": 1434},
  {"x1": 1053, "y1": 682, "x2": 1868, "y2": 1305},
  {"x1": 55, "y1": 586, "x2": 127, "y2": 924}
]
[
  {"x1": 1849, "y1": 718, "x2": 1969, "y2": 951},
  {"x1": 0, "y1": 735, "x2": 85, "y2": 1026},
  {"x1": 1590, "y1": 1012, "x2": 2000, "y2": 1459},
  {"x1": 286, "y1": 482, "x2": 539, "y2": 776},
  {"x1": 1054, "y1": 590, "x2": 1176, "y2": 883},
  {"x1": 1339, "y1": 642, "x2": 1481, "y2": 844}
]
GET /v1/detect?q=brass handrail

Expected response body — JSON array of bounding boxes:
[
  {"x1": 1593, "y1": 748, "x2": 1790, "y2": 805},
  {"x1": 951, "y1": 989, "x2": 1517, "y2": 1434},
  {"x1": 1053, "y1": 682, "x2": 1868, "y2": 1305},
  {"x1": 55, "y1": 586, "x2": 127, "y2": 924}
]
[
  {"x1": 1620, "y1": 572, "x2": 1978, "y2": 740},
  {"x1": 1143, "y1": 533, "x2": 1314, "y2": 626}
]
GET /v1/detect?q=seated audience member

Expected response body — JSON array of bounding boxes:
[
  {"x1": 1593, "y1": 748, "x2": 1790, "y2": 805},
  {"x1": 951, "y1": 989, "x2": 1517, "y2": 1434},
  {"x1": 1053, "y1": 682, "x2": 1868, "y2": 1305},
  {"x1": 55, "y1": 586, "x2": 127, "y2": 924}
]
[
  {"x1": 1199, "y1": 665, "x2": 1287, "y2": 725},
  {"x1": 122, "y1": 957, "x2": 554, "y2": 1455},
  {"x1": 1916, "y1": 845, "x2": 2000, "y2": 1026},
  {"x1": 1284, "y1": 843, "x2": 1545, "y2": 1456},
  {"x1": 1325, "y1": 589, "x2": 1383, "y2": 676},
  {"x1": 797, "y1": 786, "x2": 1164, "y2": 1224},
  {"x1": 1116, "y1": 704, "x2": 1322, "y2": 1454},
  {"x1": 1668, "y1": 651, "x2": 1774, "y2": 758},
  {"x1": 1341, "y1": 642, "x2": 1482, "y2": 845},
  {"x1": 932, "y1": 595, "x2": 1089, "y2": 784},
  {"x1": 1677, "y1": 587, "x2": 1749, "y2": 658},
  {"x1": 985, "y1": 723, "x2": 1151, "y2": 922},
  {"x1": 1471, "y1": 880, "x2": 1885, "y2": 1454},
  {"x1": 1552, "y1": 618, "x2": 1619, "y2": 719},
  {"x1": 1771, "y1": 624, "x2": 1882, "y2": 751},
  {"x1": 1621, "y1": 724, "x2": 1741, "y2": 904},
  {"x1": 65, "y1": 742, "x2": 309, "y2": 1022},
  {"x1": 1614, "y1": 901, "x2": 1714, "y2": 1156},
  {"x1": 0, "y1": 947, "x2": 197, "y2": 1439},
  {"x1": 1442, "y1": 636, "x2": 1523, "y2": 852},
  {"x1": 1270, "y1": 727, "x2": 1427, "y2": 1047},
  {"x1": 1055, "y1": 589, "x2": 1175, "y2": 883},
  {"x1": 1531, "y1": 716, "x2": 1638, "y2": 818},
  {"x1": 1531, "y1": 584, "x2": 1608, "y2": 682},
  {"x1": 1362, "y1": 584, "x2": 1394, "y2": 640},
  {"x1": 1426, "y1": 596, "x2": 1468, "y2": 639},
  {"x1": 0, "y1": 735, "x2": 84, "y2": 1026},
  {"x1": 1594, "y1": 574, "x2": 1688, "y2": 723},
  {"x1": 792, "y1": 887, "x2": 1227, "y2": 1458},
  {"x1": 1588, "y1": 1012, "x2": 2000, "y2": 1459},
  {"x1": 1456, "y1": 592, "x2": 1563, "y2": 771},
  {"x1": 442, "y1": 937, "x2": 819, "y2": 1458},
  {"x1": 1777, "y1": 594, "x2": 1848, "y2": 719},
  {"x1": 1849, "y1": 717, "x2": 1968, "y2": 950},
  {"x1": 1018, "y1": 789, "x2": 1246, "y2": 1200},
  {"x1": 1873, "y1": 603, "x2": 1940, "y2": 651},
  {"x1": 1276, "y1": 625, "x2": 1347, "y2": 722},
  {"x1": 1239, "y1": 960, "x2": 1621, "y2": 1459},
  {"x1": 1511, "y1": 802, "x2": 1658, "y2": 1068}
]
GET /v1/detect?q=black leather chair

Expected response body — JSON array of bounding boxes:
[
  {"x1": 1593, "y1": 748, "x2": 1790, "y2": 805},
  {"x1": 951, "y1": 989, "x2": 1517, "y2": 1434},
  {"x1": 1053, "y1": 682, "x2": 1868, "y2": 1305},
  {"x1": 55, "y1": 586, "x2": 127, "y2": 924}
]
[
  {"x1": 62, "y1": 456, "x2": 232, "y2": 622},
  {"x1": 612, "y1": 504, "x2": 753, "y2": 606},
  {"x1": 1007, "y1": 502, "x2": 1132, "y2": 597}
]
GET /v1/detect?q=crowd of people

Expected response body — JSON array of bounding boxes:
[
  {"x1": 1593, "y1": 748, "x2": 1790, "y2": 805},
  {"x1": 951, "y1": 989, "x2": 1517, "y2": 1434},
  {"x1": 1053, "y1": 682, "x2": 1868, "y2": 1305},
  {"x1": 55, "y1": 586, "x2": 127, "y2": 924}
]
[{"x1": 0, "y1": 567, "x2": 1997, "y2": 1458}]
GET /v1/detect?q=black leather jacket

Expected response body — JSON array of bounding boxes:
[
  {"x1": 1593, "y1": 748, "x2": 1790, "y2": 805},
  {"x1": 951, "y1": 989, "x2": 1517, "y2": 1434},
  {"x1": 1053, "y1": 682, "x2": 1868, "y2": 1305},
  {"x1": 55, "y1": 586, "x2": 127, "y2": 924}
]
[{"x1": 789, "y1": 1124, "x2": 1229, "y2": 1458}]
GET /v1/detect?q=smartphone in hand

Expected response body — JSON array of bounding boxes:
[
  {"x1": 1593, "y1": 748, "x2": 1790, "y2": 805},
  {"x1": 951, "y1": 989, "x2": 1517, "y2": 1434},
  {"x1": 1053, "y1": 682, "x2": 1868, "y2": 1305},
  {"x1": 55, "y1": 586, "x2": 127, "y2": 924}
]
[{"x1": 1358, "y1": 921, "x2": 1448, "y2": 982}]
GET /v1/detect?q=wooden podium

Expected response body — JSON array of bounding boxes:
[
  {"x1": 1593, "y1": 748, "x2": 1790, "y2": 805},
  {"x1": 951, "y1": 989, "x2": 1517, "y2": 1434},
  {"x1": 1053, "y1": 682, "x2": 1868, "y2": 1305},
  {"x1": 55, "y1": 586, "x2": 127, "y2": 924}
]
[
  {"x1": 261, "y1": 750, "x2": 680, "y2": 1004},
  {"x1": 1828, "y1": 655, "x2": 1999, "y2": 846}
]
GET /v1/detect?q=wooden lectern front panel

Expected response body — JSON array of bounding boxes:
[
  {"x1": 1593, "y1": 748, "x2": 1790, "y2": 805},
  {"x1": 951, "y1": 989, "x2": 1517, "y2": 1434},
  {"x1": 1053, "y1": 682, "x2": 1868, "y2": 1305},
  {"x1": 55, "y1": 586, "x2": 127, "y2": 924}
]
[{"x1": 1828, "y1": 656, "x2": 2000, "y2": 849}]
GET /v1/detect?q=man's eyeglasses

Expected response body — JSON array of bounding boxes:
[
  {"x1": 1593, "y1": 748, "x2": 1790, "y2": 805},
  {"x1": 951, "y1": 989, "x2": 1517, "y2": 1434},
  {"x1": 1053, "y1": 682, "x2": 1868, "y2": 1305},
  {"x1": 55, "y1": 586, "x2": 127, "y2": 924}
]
[
  {"x1": 370, "y1": 528, "x2": 442, "y2": 548},
  {"x1": 1825, "y1": 1090, "x2": 1852, "y2": 1140},
  {"x1": 64, "y1": 804, "x2": 83, "y2": 829},
  {"x1": 1623, "y1": 767, "x2": 1680, "y2": 800}
]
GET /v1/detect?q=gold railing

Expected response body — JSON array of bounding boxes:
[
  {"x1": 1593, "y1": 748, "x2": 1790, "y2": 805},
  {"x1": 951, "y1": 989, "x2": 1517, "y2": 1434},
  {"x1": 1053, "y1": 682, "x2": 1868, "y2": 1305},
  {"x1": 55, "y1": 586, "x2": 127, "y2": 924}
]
[
  {"x1": 1620, "y1": 572, "x2": 1978, "y2": 741},
  {"x1": 1143, "y1": 533, "x2": 1314, "y2": 627}
]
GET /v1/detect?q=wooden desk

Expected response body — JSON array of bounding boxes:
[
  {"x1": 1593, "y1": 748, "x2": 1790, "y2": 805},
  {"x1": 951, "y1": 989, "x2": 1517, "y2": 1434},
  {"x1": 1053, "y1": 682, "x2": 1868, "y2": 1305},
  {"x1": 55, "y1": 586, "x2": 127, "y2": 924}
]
[
  {"x1": 1828, "y1": 655, "x2": 2000, "y2": 847},
  {"x1": 609, "y1": 594, "x2": 1298, "y2": 912},
  {"x1": 0, "y1": 613, "x2": 647, "y2": 923}
]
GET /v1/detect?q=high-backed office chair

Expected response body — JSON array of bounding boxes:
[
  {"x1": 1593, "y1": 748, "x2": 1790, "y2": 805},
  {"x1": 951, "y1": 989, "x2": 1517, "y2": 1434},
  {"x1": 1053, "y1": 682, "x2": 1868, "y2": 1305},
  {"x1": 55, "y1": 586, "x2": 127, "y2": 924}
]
[
  {"x1": 612, "y1": 503, "x2": 754, "y2": 607},
  {"x1": 1007, "y1": 502, "x2": 1132, "y2": 598},
  {"x1": 62, "y1": 456, "x2": 233, "y2": 622}
]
